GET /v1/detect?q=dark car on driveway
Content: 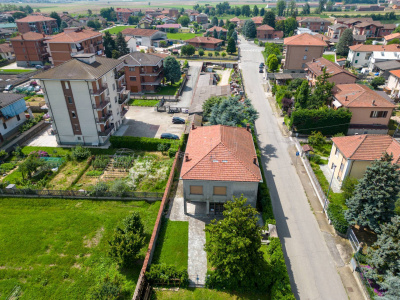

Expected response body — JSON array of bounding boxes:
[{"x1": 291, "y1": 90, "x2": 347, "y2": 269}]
[
  {"x1": 161, "y1": 133, "x2": 179, "y2": 140},
  {"x1": 172, "y1": 117, "x2": 185, "y2": 124}
]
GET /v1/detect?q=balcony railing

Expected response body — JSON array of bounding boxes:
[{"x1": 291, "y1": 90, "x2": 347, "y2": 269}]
[
  {"x1": 92, "y1": 97, "x2": 110, "y2": 110},
  {"x1": 115, "y1": 70, "x2": 125, "y2": 80},
  {"x1": 95, "y1": 112, "x2": 112, "y2": 124},
  {"x1": 121, "y1": 108, "x2": 128, "y2": 117},
  {"x1": 98, "y1": 123, "x2": 115, "y2": 136},
  {"x1": 118, "y1": 91, "x2": 130, "y2": 104},
  {"x1": 90, "y1": 83, "x2": 108, "y2": 96},
  {"x1": 117, "y1": 85, "x2": 126, "y2": 93},
  {"x1": 139, "y1": 69, "x2": 162, "y2": 76}
]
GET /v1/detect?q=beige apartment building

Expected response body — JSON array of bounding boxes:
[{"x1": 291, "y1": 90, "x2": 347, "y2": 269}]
[
  {"x1": 33, "y1": 53, "x2": 129, "y2": 146},
  {"x1": 282, "y1": 33, "x2": 327, "y2": 73}
]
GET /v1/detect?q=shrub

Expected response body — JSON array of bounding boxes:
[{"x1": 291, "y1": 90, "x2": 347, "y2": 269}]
[
  {"x1": 370, "y1": 76, "x2": 385, "y2": 90},
  {"x1": 308, "y1": 154, "x2": 324, "y2": 165},
  {"x1": 29, "y1": 150, "x2": 49, "y2": 157},
  {"x1": 342, "y1": 176, "x2": 358, "y2": 200},
  {"x1": 198, "y1": 49, "x2": 205, "y2": 56},
  {"x1": 110, "y1": 136, "x2": 178, "y2": 151},
  {"x1": 327, "y1": 203, "x2": 349, "y2": 235},
  {"x1": 86, "y1": 170, "x2": 103, "y2": 177},
  {"x1": 88, "y1": 274, "x2": 125, "y2": 300},
  {"x1": 221, "y1": 52, "x2": 226, "y2": 57},
  {"x1": 90, "y1": 181, "x2": 108, "y2": 196},
  {"x1": 308, "y1": 131, "x2": 326, "y2": 146},
  {"x1": 146, "y1": 264, "x2": 189, "y2": 287},
  {"x1": 19, "y1": 114, "x2": 43, "y2": 133},
  {"x1": 109, "y1": 179, "x2": 129, "y2": 197},
  {"x1": 92, "y1": 155, "x2": 110, "y2": 170},
  {"x1": 0, "y1": 150, "x2": 8, "y2": 161},
  {"x1": 71, "y1": 145, "x2": 91, "y2": 161},
  {"x1": 0, "y1": 162, "x2": 16, "y2": 173},
  {"x1": 208, "y1": 52, "x2": 213, "y2": 57}
]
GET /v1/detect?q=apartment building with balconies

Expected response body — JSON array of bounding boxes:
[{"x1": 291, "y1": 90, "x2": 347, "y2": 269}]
[
  {"x1": 16, "y1": 15, "x2": 59, "y2": 35},
  {"x1": 10, "y1": 32, "x2": 49, "y2": 67},
  {"x1": 46, "y1": 28, "x2": 104, "y2": 66},
  {"x1": 33, "y1": 53, "x2": 129, "y2": 146},
  {"x1": 122, "y1": 52, "x2": 167, "y2": 94}
]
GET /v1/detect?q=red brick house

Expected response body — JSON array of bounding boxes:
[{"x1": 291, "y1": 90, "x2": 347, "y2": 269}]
[
  {"x1": 205, "y1": 26, "x2": 228, "y2": 38},
  {"x1": 185, "y1": 36, "x2": 223, "y2": 50},
  {"x1": 256, "y1": 25, "x2": 283, "y2": 40},
  {"x1": 10, "y1": 32, "x2": 49, "y2": 67},
  {"x1": 16, "y1": 15, "x2": 59, "y2": 35}
]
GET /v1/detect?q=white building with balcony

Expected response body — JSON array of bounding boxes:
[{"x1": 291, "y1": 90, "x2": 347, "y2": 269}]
[{"x1": 33, "y1": 53, "x2": 129, "y2": 146}]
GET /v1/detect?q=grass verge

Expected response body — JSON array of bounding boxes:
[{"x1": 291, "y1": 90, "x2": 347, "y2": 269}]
[
  {"x1": 323, "y1": 54, "x2": 335, "y2": 63},
  {"x1": 104, "y1": 25, "x2": 136, "y2": 34},
  {"x1": 167, "y1": 32, "x2": 202, "y2": 40},
  {"x1": 129, "y1": 99, "x2": 159, "y2": 107}
]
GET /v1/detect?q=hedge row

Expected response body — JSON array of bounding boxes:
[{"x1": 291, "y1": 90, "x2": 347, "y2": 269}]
[
  {"x1": 327, "y1": 203, "x2": 349, "y2": 235},
  {"x1": 110, "y1": 136, "x2": 178, "y2": 151},
  {"x1": 290, "y1": 108, "x2": 352, "y2": 136},
  {"x1": 146, "y1": 264, "x2": 189, "y2": 287}
]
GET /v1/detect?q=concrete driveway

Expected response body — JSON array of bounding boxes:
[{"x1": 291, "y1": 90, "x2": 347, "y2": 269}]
[{"x1": 123, "y1": 106, "x2": 187, "y2": 138}]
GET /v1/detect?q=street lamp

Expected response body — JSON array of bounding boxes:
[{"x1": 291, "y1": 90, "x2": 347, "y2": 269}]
[{"x1": 324, "y1": 164, "x2": 336, "y2": 211}]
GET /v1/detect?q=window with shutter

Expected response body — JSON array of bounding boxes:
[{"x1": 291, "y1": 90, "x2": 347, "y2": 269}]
[
  {"x1": 190, "y1": 186, "x2": 203, "y2": 195},
  {"x1": 213, "y1": 186, "x2": 227, "y2": 195}
]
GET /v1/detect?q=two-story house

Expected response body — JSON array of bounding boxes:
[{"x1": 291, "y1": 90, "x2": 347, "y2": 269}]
[
  {"x1": 256, "y1": 24, "x2": 283, "y2": 40},
  {"x1": 205, "y1": 26, "x2": 227, "y2": 38},
  {"x1": 282, "y1": 33, "x2": 327, "y2": 73},
  {"x1": 46, "y1": 28, "x2": 103, "y2": 66},
  {"x1": 122, "y1": 52, "x2": 167, "y2": 94},
  {"x1": 33, "y1": 54, "x2": 129, "y2": 146},
  {"x1": 332, "y1": 83, "x2": 396, "y2": 135},
  {"x1": 115, "y1": 8, "x2": 141, "y2": 23},
  {"x1": 298, "y1": 17, "x2": 331, "y2": 33},
  {"x1": 16, "y1": 15, "x2": 59, "y2": 35},
  {"x1": 386, "y1": 69, "x2": 400, "y2": 100},
  {"x1": 121, "y1": 28, "x2": 167, "y2": 47},
  {"x1": 10, "y1": 32, "x2": 49, "y2": 67},
  {"x1": 327, "y1": 23, "x2": 348, "y2": 43},
  {"x1": 0, "y1": 93, "x2": 29, "y2": 142},
  {"x1": 347, "y1": 44, "x2": 400, "y2": 68}
]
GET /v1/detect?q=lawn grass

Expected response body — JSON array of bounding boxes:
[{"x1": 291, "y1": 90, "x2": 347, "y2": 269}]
[
  {"x1": 152, "y1": 219, "x2": 188, "y2": 270},
  {"x1": 0, "y1": 197, "x2": 161, "y2": 299},
  {"x1": 46, "y1": 160, "x2": 89, "y2": 190},
  {"x1": 153, "y1": 287, "x2": 268, "y2": 299},
  {"x1": 167, "y1": 32, "x2": 202, "y2": 40},
  {"x1": 0, "y1": 69, "x2": 34, "y2": 74},
  {"x1": 323, "y1": 54, "x2": 336, "y2": 63},
  {"x1": 129, "y1": 99, "x2": 159, "y2": 107},
  {"x1": 103, "y1": 25, "x2": 136, "y2": 35},
  {"x1": 153, "y1": 77, "x2": 183, "y2": 96}
]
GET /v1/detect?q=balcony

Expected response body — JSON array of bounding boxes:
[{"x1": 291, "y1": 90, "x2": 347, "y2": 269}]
[
  {"x1": 140, "y1": 69, "x2": 162, "y2": 76},
  {"x1": 95, "y1": 112, "x2": 112, "y2": 124},
  {"x1": 141, "y1": 77, "x2": 162, "y2": 86},
  {"x1": 118, "y1": 91, "x2": 130, "y2": 105},
  {"x1": 98, "y1": 123, "x2": 115, "y2": 137},
  {"x1": 117, "y1": 85, "x2": 126, "y2": 94},
  {"x1": 121, "y1": 108, "x2": 128, "y2": 117},
  {"x1": 115, "y1": 70, "x2": 125, "y2": 80},
  {"x1": 92, "y1": 97, "x2": 110, "y2": 110},
  {"x1": 90, "y1": 83, "x2": 108, "y2": 96}
]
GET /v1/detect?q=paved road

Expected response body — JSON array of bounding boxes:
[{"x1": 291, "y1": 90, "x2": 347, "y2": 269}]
[
  {"x1": 176, "y1": 61, "x2": 203, "y2": 108},
  {"x1": 239, "y1": 37, "x2": 348, "y2": 300}
]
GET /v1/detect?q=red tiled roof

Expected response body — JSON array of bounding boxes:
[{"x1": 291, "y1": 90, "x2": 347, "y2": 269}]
[
  {"x1": 333, "y1": 84, "x2": 395, "y2": 108},
  {"x1": 284, "y1": 33, "x2": 327, "y2": 46},
  {"x1": 206, "y1": 26, "x2": 227, "y2": 32},
  {"x1": 121, "y1": 28, "x2": 159, "y2": 37},
  {"x1": 186, "y1": 36, "x2": 223, "y2": 44},
  {"x1": 10, "y1": 32, "x2": 46, "y2": 41},
  {"x1": 390, "y1": 69, "x2": 400, "y2": 78},
  {"x1": 16, "y1": 15, "x2": 56, "y2": 22},
  {"x1": 384, "y1": 32, "x2": 400, "y2": 41},
  {"x1": 46, "y1": 29, "x2": 101, "y2": 43},
  {"x1": 306, "y1": 57, "x2": 357, "y2": 78},
  {"x1": 0, "y1": 43, "x2": 13, "y2": 53},
  {"x1": 181, "y1": 125, "x2": 262, "y2": 182},
  {"x1": 251, "y1": 16, "x2": 263, "y2": 24},
  {"x1": 230, "y1": 17, "x2": 240, "y2": 22},
  {"x1": 257, "y1": 24, "x2": 275, "y2": 31},
  {"x1": 349, "y1": 43, "x2": 400, "y2": 52},
  {"x1": 332, "y1": 134, "x2": 400, "y2": 163}
]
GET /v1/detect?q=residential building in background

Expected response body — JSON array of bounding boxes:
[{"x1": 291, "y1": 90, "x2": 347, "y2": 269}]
[
  {"x1": 122, "y1": 52, "x2": 166, "y2": 93},
  {"x1": 196, "y1": 13, "x2": 208, "y2": 24},
  {"x1": 251, "y1": 16, "x2": 263, "y2": 27},
  {"x1": 10, "y1": 32, "x2": 49, "y2": 67},
  {"x1": 298, "y1": 17, "x2": 331, "y2": 33},
  {"x1": 332, "y1": 83, "x2": 395, "y2": 135},
  {"x1": 347, "y1": 44, "x2": 400, "y2": 68},
  {"x1": 181, "y1": 125, "x2": 262, "y2": 214},
  {"x1": 46, "y1": 28, "x2": 103, "y2": 66},
  {"x1": 0, "y1": 43, "x2": 14, "y2": 60},
  {"x1": 256, "y1": 24, "x2": 283, "y2": 40},
  {"x1": 205, "y1": 26, "x2": 227, "y2": 38},
  {"x1": 33, "y1": 54, "x2": 129, "y2": 146},
  {"x1": 328, "y1": 135, "x2": 400, "y2": 185},
  {"x1": 185, "y1": 36, "x2": 223, "y2": 50},
  {"x1": 0, "y1": 93, "x2": 28, "y2": 141},
  {"x1": 386, "y1": 69, "x2": 400, "y2": 99},
  {"x1": 305, "y1": 57, "x2": 357, "y2": 85},
  {"x1": 115, "y1": 8, "x2": 141, "y2": 23},
  {"x1": 16, "y1": 15, "x2": 59, "y2": 35},
  {"x1": 125, "y1": 36, "x2": 137, "y2": 53},
  {"x1": 383, "y1": 32, "x2": 400, "y2": 44},
  {"x1": 327, "y1": 23, "x2": 347, "y2": 43},
  {"x1": 282, "y1": 33, "x2": 327, "y2": 72},
  {"x1": 121, "y1": 28, "x2": 166, "y2": 47}
]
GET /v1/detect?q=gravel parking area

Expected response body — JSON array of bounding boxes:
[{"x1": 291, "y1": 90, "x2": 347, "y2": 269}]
[{"x1": 123, "y1": 106, "x2": 187, "y2": 138}]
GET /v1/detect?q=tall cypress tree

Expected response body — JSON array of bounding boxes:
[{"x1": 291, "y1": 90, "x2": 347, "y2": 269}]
[
  {"x1": 336, "y1": 28, "x2": 353, "y2": 57},
  {"x1": 103, "y1": 31, "x2": 115, "y2": 58},
  {"x1": 115, "y1": 32, "x2": 129, "y2": 57},
  {"x1": 345, "y1": 154, "x2": 400, "y2": 233}
]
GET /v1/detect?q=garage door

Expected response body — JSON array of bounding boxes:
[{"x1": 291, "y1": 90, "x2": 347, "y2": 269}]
[{"x1": 130, "y1": 86, "x2": 138, "y2": 93}]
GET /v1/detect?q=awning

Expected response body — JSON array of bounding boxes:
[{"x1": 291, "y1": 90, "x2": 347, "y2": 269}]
[{"x1": 332, "y1": 99, "x2": 343, "y2": 108}]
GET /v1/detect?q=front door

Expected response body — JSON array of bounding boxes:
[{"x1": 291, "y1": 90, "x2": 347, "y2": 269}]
[{"x1": 209, "y1": 202, "x2": 224, "y2": 215}]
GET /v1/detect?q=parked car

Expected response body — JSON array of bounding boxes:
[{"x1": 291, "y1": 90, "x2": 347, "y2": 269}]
[
  {"x1": 35, "y1": 65, "x2": 44, "y2": 69},
  {"x1": 172, "y1": 117, "x2": 185, "y2": 124},
  {"x1": 4, "y1": 84, "x2": 13, "y2": 91},
  {"x1": 259, "y1": 68, "x2": 264, "y2": 73},
  {"x1": 161, "y1": 133, "x2": 179, "y2": 140},
  {"x1": 259, "y1": 62, "x2": 265, "y2": 68}
]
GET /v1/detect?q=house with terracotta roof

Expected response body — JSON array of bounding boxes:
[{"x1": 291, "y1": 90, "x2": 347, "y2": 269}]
[
  {"x1": 383, "y1": 32, "x2": 400, "y2": 45},
  {"x1": 115, "y1": 8, "x2": 141, "y2": 23},
  {"x1": 10, "y1": 32, "x2": 49, "y2": 67},
  {"x1": 251, "y1": 16, "x2": 263, "y2": 26},
  {"x1": 328, "y1": 134, "x2": 400, "y2": 184},
  {"x1": 16, "y1": 15, "x2": 59, "y2": 35},
  {"x1": 283, "y1": 33, "x2": 327, "y2": 72},
  {"x1": 256, "y1": 24, "x2": 283, "y2": 40},
  {"x1": 305, "y1": 57, "x2": 357, "y2": 85},
  {"x1": 205, "y1": 26, "x2": 227, "y2": 38},
  {"x1": 0, "y1": 43, "x2": 14, "y2": 60},
  {"x1": 298, "y1": 17, "x2": 331, "y2": 33},
  {"x1": 156, "y1": 24, "x2": 181, "y2": 32},
  {"x1": 347, "y1": 44, "x2": 400, "y2": 68},
  {"x1": 181, "y1": 125, "x2": 262, "y2": 214},
  {"x1": 327, "y1": 23, "x2": 348, "y2": 43},
  {"x1": 332, "y1": 84, "x2": 396, "y2": 134},
  {"x1": 229, "y1": 17, "x2": 240, "y2": 25},
  {"x1": 121, "y1": 28, "x2": 166, "y2": 47},
  {"x1": 386, "y1": 69, "x2": 400, "y2": 100},
  {"x1": 45, "y1": 28, "x2": 103, "y2": 66},
  {"x1": 196, "y1": 13, "x2": 208, "y2": 24},
  {"x1": 185, "y1": 36, "x2": 223, "y2": 50}
]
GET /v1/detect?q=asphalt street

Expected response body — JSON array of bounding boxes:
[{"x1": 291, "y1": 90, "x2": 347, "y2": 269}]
[{"x1": 238, "y1": 37, "x2": 348, "y2": 300}]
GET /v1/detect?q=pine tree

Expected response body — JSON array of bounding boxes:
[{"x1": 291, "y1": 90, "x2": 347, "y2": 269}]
[
  {"x1": 115, "y1": 32, "x2": 129, "y2": 57},
  {"x1": 367, "y1": 215, "x2": 400, "y2": 280},
  {"x1": 213, "y1": 28, "x2": 218, "y2": 38},
  {"x1": 243, "y1": 19, "x2": 256, "y2": 38},
  {"x1": 345, "y1": 154, "x2": 400, "y2": 233},
  {"x1": 308, "y1": 68, "x2": 334, "y2": 108},
  {"x1": 379, "y1": 273, "x2": 400, "y2": 300},
  {"x1": 227, "y1": 37, "x2": 236, "y2": 54},
  {"x1": 253, "y1": 5, "x2": 259, "y2": 16},
  {"x1": 103, "y1": 31, "x2": 115, "y2": 58},
  {"x1": 336, "y1": 28, "x2": 353, "y2": 56},
  {"x1": 219, "y1": 19, "x2": 224, "y2": 27},
  {"x1": 260, "y1": 7, "x2": 265, "y2": 16}
]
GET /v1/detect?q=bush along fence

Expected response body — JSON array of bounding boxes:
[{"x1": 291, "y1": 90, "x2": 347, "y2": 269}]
[{"x1": 132, "y1": 150, "x2": 180, "y2": 300}]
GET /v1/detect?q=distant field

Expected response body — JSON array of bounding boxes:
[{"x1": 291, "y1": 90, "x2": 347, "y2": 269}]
[
  {"x1": 167, "y1": 32, "x2": 202, "y2": 40},
  {"x1": 103, "y1": 25, "x2": 136, "y2": 34}
]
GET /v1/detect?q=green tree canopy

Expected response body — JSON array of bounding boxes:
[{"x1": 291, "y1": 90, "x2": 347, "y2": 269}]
[
  {"x1": 202, "y1": 96, "x2": 224, "y2": 120},
  {"x1": 308, "y1": 68, "x2": 335, "y2": 108},
  {"x1": 283, "y1": 17, "x2": 298, "y2": 37},
  {"x1": 253, "y1": 5, "x2": 259, "y2": 16},
  {"x1": 295, "y1": 80, "x2": 310, "y2": 109},
  {"x1": 243, "y1": 19, "x2": 256, "y2": 38},
  {"x1": 277, "y1": 0, "x2": 286, "y2": 16},
  {"x1": 128, "y1": 15, "x2": 139, "y2": 25},
  {"x1": 263, "y1": 11, "x2": 276, "y2": 28},
  {"x1": 302, "y1": 2, "x2": 311, "y2": 14},
  {"x1": 163, "y1": 56, "x2": 181, "y2": 85},
  {"x1": 267, "y1": 54, "x2": 279, "y2": 72},
  {"x1": 178, "y1": 15, "x2": 190, "y2": 27},
  {"x1": 241, "y1": 5, "x2": 251, "y2": 17},
  {"x1": 181, "y1": 44, "x2": 195, "y2": 56},
  {"x1": 345, "y1": 154, "x2": 400, "y2": 233},
  {"x1": 115, "y1": 32, "x2": 129, "y2": 57},
  {"x1": 103, "y1": 31, "x2": 115, "y2": 58},
  {"x1": 227, "y1": 37, "x2": 236, "y2": 54},
  {"x1": 50, "y1": 11, "x2": 61, "y2": 27},
  {"x1": 212, "y1": 16, "x2": 219, "y2": 26},
  {"x1": 336, "y1": 28, "x2": 353, "y2": 56}
]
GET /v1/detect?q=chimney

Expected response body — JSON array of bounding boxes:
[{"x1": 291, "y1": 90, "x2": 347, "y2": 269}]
[
  {"x1": 246, "y1": 123, "x2": 250, "y2": 131},
  {"x1": 312, "y1": 58, "x2": 316, "y2": 62},
  {"x1": 74, "y1": 53, "x2": 96, "y2": 64},
  {"x1": 372, "y1": 100, "x2": 376, "y2": 106},
  {"x1": 185, "y1": 153, "x2": 189, "y2": 161},
  {"x1": 345, "y1": 96, "x2": 348, "y2": 101},
  {"x1": 191, "y1": 123, "x2": 196, "y2": 130},
  {"x1": 320, "y1": 66, "x2": 323, "y2": 71},
  {"x1": 253, "y1": 156, "x2": 257, "y2": 165}
]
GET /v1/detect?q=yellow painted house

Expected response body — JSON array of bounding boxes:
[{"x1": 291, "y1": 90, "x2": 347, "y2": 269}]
[{"x1": 328, "y1": 134, "x2": 400, "y2": 185}]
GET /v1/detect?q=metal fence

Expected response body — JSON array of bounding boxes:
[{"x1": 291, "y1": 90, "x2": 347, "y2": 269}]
[
  {"x1": 0, "y1": 188, "x2": 163, "y2": 201},
  {"x1": 347, "y1": 228, "x2": 360, "y2": 252}
]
